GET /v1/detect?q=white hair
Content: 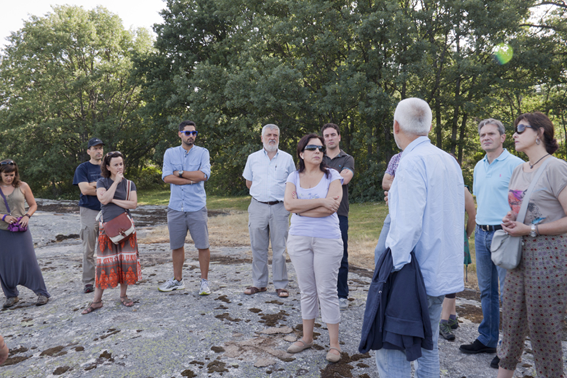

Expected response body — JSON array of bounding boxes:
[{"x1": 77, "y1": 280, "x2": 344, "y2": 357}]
[
  {"x1": 262, "y1": 124, "x2": 279, "y2": 136},
  {"x1": 393, "y1": 98, "x2": 432, "y2": 136}
]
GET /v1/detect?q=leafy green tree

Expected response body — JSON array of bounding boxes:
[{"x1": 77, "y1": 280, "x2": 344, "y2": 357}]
[
  {"x1": 140, "y1": 0, "x2": 562, "y2": 200},
  {"x1": 0, "y1": 5, "x2": 154, "y2": 196}
]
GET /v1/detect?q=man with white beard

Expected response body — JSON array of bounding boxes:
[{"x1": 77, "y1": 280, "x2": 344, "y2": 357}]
[{"x1": 242, "y1": 124, "x2": 296, "y2": 297}]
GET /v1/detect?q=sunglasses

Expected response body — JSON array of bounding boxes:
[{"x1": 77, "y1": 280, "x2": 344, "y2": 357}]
[
  {"x1": 106, "y1": 151, "x2": 123, "y2": 158},
  {"x1": 304, "y1": 145, "x2": 326, "y2": 153},
  {"x1": 0, "y1": 160, "x2": 15, "y2": 166},
  {"x1": 181, "y1": 131, "x2": 198, "y2": 136},
  {"x1": 515, "y1": 123, "x2": 533, "y2": 134}
]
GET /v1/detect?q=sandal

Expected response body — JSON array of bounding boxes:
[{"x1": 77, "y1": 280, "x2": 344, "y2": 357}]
[
  {"x1": 326, "y1": 347, "x2": 341, "y2": 363},
  {"x1": 81, "y1": 301, "x2": 103, "y2": 315},
  {"x1": 120, "y1": 296, "x2": 134, "y2": 307},
  {"x1": 276, "y1": 288, "x2": 289, "y2": 298},
  {"x1": 244, "y1": 286, "x2": 267, "y2": 295}
]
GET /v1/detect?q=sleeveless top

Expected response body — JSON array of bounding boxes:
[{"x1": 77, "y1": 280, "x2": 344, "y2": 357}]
[{"x1": 0, "y1": 187, "x2": 27, "y2": 231}]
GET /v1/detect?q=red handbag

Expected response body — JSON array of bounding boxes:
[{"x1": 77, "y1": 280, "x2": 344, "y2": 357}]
[{"x1": 102, "y1": 180, "x2": 135, "y2": 244}]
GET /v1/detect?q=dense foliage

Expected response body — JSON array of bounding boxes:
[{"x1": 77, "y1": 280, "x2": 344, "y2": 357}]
[
  {"x1": 1, "y1": 1, "x2": 565, "y2": 200},
  {"x1": 139, "y1": 0, "x2": 567, "y2": 199},
  {"x1": 0, "y1": 6, "x2": 154, "y2": 196}
]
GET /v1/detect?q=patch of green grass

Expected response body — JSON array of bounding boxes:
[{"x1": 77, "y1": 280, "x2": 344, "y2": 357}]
[
  {"x1": 348, "y1": 202, "x2": 389, "y2": 241},
  {"x1": 136, "y1": 188, "x2": 171, "y2": 206},
  {"x1": 138, "y1": 190, "x2": 389, "y2": 239},
  {"x1": 137, "y1": 189, "x2": 250, "y2": 211},
  {"x1": 206, "y1": 196, "x2": 250, "y2": 211}
]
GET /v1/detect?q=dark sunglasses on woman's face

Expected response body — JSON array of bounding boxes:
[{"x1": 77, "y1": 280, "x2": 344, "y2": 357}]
[
  {"x1": 0, "y1": 160, "x2": 15, "y2": 166},
  {"x1": 181, "y1": 131, "x2": 198, "y2": 136},
  {"x1": 304, "y1": 145, "x2": 325, "y2": 152},
  {"x1": 515, "y1": 123, "x2": 533, "y2": 134}
]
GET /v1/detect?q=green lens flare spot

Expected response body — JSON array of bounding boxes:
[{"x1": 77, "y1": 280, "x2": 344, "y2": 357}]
[{"x1": 493, "y1": 43, "x2": 513, "y2": 65}]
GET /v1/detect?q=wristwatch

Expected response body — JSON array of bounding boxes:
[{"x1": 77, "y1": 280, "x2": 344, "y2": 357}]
[
  {"x1": 178, "y1": 170, "x2": 184, "y2": 178},
  {"x1": 530, "y1": 224, "x2": 537, "y2": 237}
]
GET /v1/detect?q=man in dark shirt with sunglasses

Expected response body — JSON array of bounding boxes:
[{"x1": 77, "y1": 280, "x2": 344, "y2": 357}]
[
  {"x1": 159, "y1": 120, "x2": 212, "y2": 296},
  {"x1": 321, "y1": 123, "x2": 355, "y2": 310},
  {"x1": 73, "y1": 137, "x2": 104, "y2": 294}
]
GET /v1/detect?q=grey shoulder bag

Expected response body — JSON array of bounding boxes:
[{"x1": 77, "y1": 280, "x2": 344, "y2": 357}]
[{"x1": 490, "y1": 158, "x2": 552, "y2": 270}]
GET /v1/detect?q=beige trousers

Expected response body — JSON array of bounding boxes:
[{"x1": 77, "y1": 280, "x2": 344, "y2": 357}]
[
  {"x1": 287, "y1": 234, "x2": 343, "y2": 324},
  {"x1": 80, "y1": 207, "x2": 99, "y2": 286}
]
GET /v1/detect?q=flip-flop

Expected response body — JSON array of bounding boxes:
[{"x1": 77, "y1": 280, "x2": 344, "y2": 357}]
[
  {"x1": 244, "y1": 286, "x2": 267, "y2": 295},
  {"x1": 276, "y1": 288, "x2": 289, "y2": 298},
  {"x1": 120, "y1": 296, "x2": 134, "y2": 307},
  {"x1": 81, "y1": 301, "x2": 103, "y2": 315}
]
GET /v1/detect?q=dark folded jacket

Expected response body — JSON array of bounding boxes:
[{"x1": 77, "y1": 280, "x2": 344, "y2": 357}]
[{"x1": 358, "y1": 248, "x2": 432, "y2": 361}]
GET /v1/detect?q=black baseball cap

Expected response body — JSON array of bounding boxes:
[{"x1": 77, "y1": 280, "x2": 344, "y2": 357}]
[{"x1": 88, "y1": 138, "x2": 104, "y2": 148}]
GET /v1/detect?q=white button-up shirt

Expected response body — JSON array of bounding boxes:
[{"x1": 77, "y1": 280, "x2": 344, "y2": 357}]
[
  {"x1": 386, "y1": 136, "x2": 465, "y2": 297},
  {"x1": 242, "y1": 149, "x2": 296, "y2": 202}
]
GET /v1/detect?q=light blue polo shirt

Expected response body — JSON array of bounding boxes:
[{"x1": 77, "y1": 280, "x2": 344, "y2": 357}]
[{"x1": 473, "y1": 149, "x2": 523, "y2": 225}]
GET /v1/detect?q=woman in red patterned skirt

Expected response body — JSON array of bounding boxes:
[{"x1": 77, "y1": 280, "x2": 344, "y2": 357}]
[{"x1": 82, "y1": 151, "x2": 141, "y2": 314}]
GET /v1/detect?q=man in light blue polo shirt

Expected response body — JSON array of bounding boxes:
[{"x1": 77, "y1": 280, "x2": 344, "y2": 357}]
[
  {"x1": 158, "y1": 120, "x2": 212, "y2": 295},
  {"x1": 242, "y1": 124, "x2": 296, "y2": 298},
  {"x1": 460, "y1": 119, "x2": 523, "y2": 369}
]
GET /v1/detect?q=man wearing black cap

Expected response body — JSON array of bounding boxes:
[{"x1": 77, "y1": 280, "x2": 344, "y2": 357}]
[{"x1": 73, "y1": 138, "x2": 104, "y2": 293}]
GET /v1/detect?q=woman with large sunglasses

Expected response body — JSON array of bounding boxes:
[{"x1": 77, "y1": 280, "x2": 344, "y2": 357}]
[
  {"x1": 0, "y1": 159, "x2": 50, "y2": 308},
  {"x1": 82, "y1": 152, "x2": 141, "y2": 314},
  {"x1": 496, "y1": 112, "x2": 567, "y2": 377},
  {"x1": 283, "y1": 133, "x2": 344, "y2": 363}
]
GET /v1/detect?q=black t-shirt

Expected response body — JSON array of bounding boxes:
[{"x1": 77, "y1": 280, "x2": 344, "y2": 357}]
[
  {"x1": 73, "y1": 161, "x2": 102, "y2": 211},
  {"x1": 96, "y1": 178, "x2": 137, "y2": 222},
  {"x1": 323, "y1": 150, "x2": 355, "y2": 217}
]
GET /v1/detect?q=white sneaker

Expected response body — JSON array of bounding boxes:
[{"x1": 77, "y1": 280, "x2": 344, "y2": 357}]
[
  {"x1": 199, "y1": 279, "x2": 211, "y2": 296},
  {"x1": 339, "y1": 297, "x2": 349, "y2": 310},
  {"x1": 158, "y1": 278, "x2": 185, "y2": 292}
]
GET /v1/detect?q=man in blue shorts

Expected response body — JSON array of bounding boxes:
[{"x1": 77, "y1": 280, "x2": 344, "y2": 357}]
[{"x1": 159, "y1": 120, "x2": 212, "y2": 295}]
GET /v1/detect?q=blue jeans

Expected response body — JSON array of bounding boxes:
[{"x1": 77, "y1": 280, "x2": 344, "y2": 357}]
[
  {"x1": 475, "y1": 226, "x2": 507, "y2": 348},
  {"x1": 375, "y1": 295, "x2": 444, "y2": 378},
  {"x1": 337, "y1": 215, "x2": 349, "y2": 299},
  {"x1": 374, "y1": 213, "x2": 391, "y2": 266}
]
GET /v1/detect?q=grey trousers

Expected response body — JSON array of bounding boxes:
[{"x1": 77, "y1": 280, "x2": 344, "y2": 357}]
[
  {"x1": 248, "y1": 199, "x2": 289, "y2": 289},
  {"x1": 80, "y1": 207, "x2": 99, "y2": 286}
]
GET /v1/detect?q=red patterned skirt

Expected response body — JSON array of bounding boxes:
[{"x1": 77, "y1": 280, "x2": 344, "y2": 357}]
[{"x1": 95, "y1": 221, "x2": 142, "y2": 289}]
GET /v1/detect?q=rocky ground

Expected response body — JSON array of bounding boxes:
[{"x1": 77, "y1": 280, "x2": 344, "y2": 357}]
[{"x1": 0, "y1": 199, "x2": 564, "y2": 378}]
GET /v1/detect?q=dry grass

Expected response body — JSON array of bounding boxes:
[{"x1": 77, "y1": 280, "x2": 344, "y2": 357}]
[
  {"x1": 347, "y1": 236, "x2": 479, "y2": 291},
  {"x1": 138, "y1": 211, "x2": 251, "y2": 247},
  {"x1": 138, "y1": 208, "x2": 481, "y2": 291},
  {"x1": 347, "y1": 235, "x2": 379, "y2": 270}
]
